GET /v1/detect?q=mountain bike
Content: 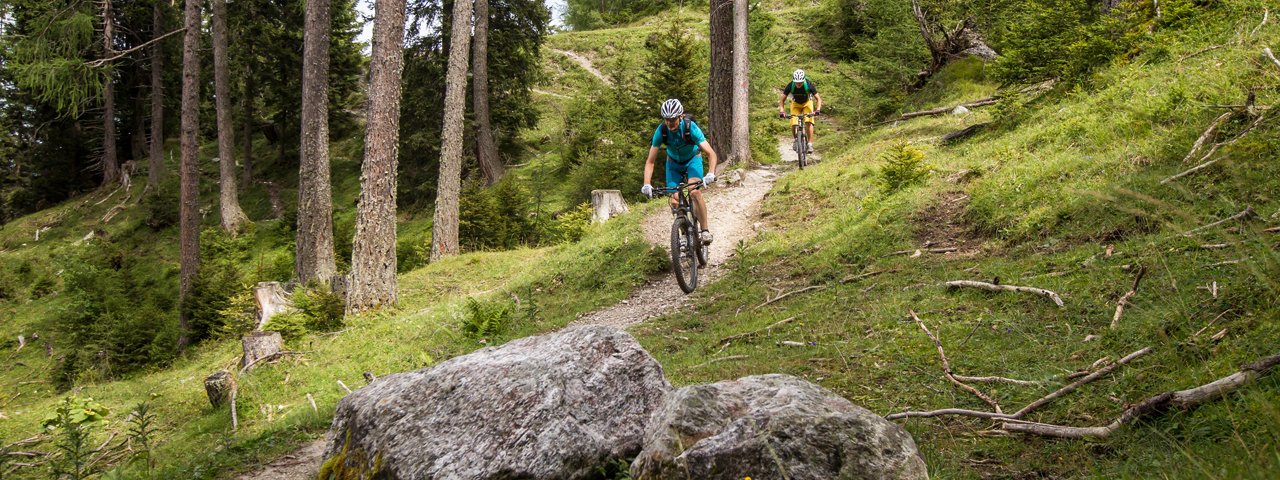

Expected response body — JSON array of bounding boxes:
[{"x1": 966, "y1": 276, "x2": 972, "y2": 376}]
[
  {"x1": 652, "y1": 179, "x2": 709, "y2": 294},
  {"x1": 783, "y1": 112, "x2": 818, "y2": 169}
]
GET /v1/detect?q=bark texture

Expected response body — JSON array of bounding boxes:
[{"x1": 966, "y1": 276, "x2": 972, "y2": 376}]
[
  {"x1": 101, "y1": 0, "x2": 119, "y2": 186},
  {"x1": 297, "y1": 0, "x2": 337, "y2": 284},
  {"x1": 148, "y1": 0, "x2": 164, "y2": 190},
  {"x1": 730, "y1": 0, "x2": 750, "y2": 165},
  {"x1": 430, "y1": 0, "x2": 475, "y2": 261},
  {"x1": 213, "y1": 0, "x2": 249, "y2": 233},
  {"x1": 178, "y1": 0, "x2": 202, "y2": 351},
  {"x1": 204, "y1": 370, "x2": 236, "y2": 408},
  {"x1": 240, "y1": 331, "x2": 284, "y2": 371},
  {"x1": 708, "y1": 0, "x2": 734, "y2": 160},
  {"x1": 590, "y1": 190, "x2": 629, "y2": 223},
  {"x1": 472, "y1": 0, "x2": 504, "y2": 186},
  {"x1": 348, "y1": 0, "x2": 408, "y2": 313}
]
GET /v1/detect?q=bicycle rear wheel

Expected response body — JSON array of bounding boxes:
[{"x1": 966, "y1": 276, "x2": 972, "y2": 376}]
[
  {"x1": 796, "y1": 132, "x2": 807, "y2": 169},
  {"x1": 671, "y1": 217, "x2": 698, "y2": 293}
]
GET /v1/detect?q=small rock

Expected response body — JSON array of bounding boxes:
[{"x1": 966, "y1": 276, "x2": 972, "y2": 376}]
[{"x1": 951, "y1": 105, "x2": 970, "y2": 116}]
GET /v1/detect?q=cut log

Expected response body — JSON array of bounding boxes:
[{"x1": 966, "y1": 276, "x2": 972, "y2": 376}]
[
  {"x1": 942, "y1": 123, "x2": 990, "y2": 145},
  {"x1": 254, "y1": 282, "x2": 297, "y2": 330},
  {"x1": 204, "y1": 370, "x2": 236, "y2": 408},
  {"x1": 590, "y1": 190, "x2": 629, "y2": 224},
  {"x1": 240, "y1": 331, "x2": 284, "y2": 371}
]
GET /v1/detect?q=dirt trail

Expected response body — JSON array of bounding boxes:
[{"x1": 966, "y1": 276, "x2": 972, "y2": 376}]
[
  {"x1": 234, "y1": 439, "x2": 326, "y2": 480},
  {"x1": 574, "y1": 167, "x2": 780, "y2": 328},
  {"x1": 549, "y1": 48, "x2": 612, "y2": 86}
]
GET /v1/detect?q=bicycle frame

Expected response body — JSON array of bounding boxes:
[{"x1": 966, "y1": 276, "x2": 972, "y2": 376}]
[
  {"x1": 783, "y1": 112, "x2": 817, "y2": 168},
  {"x1": 654, "y1": 179, "x2": 707, "y2": 293}
]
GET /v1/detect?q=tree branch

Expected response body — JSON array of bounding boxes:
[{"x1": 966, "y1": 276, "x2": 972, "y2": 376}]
[
  {"x1": 87, "y1": 27, "x2": 187, "y2": 67},
  {"x1": 944, "y1": 280, "x2": 1065, "y2": 307},
  {"x1": 1110, "y1": 266, "x2": 1146, "y2": 330},
  {"x1": 909, "y1": 310, "x2": 1003, "y2": 413}
]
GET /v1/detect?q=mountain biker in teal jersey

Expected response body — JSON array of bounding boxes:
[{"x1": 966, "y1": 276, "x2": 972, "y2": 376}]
[
  {"x1": 778, "y1": 69, "x2": 822, "y2": 153},
  {"x1": 642, "y1": 99, "x2": 720, "y2": 245}
]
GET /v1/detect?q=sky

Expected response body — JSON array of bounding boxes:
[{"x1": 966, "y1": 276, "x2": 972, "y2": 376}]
[{"x1": 355, "y1": 0, "x2": 566, "y2": 48}]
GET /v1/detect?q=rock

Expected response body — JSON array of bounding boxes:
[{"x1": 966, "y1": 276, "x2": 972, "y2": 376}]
[
  {"x1": 721, "y1": 169, "x2": 744, "y2": 185},
  {"x1": 322, "y1": 325, "x2": 671, "y2": 479},
  {"x1": 631, "y1": 374, "x2": 929, "y2": 480},
  {"x1": 951, "y1": 105, "x2": 970, "y2": 116}
]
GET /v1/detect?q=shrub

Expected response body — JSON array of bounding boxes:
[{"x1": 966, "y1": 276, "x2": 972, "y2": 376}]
[
  {"x1": 459, "y1": 177, "x2": 536, "y2": 251},
  {"x1": 141, "y1": 181, "x2": 179, "y2": 231},
  {"x1": 878, "y1": 141, "x2": 934, "y2": 193},
  {"x1": 991, "y1": 0, "x2": 1155, "y2": 85}
]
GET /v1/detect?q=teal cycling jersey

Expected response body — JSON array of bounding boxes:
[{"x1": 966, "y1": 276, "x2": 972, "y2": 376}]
[{"x1": 651, "y1": 119, "x2": 707, "y2": 164}]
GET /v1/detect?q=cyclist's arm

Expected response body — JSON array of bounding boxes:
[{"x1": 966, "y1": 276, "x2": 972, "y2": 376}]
[
  {"x1": 643, "y1": 146, "x2": 660, "y2": 187},
  {"x1": 814, "y1": 93, "x2": 823, "y2": 113},
  {"x1": 777, "y1": 92, "x2": 788, "y2": 114},
  {"x1": 699, "y1": 141, "x2": 718, "y2": 178}
]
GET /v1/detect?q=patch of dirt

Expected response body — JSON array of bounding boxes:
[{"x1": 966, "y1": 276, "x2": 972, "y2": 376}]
[
  {"x1": 574, "y1": 167, "x2": 782, "y2": 329},
  {"x1": 548, "y1": 49, "x2": 611, "y2": 86},
  {"x1": 234, "y1": 439, "x2": 326, "y2": 480},
  {"x1": 912, "y1": 191, "x2": 984, "y2": 254}
]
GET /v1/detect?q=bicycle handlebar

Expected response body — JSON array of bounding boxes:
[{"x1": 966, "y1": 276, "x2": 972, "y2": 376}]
[
  {"x1": 651, "y1": 180, "x2": 705, "y2": 197},
  {"x1": 780, "y1": 112, "x2": 820, "y2": 119}
]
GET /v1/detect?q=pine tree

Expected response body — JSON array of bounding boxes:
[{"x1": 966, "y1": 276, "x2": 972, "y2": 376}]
[
  {"x1": 730, "y1": 0, "x2": 750, "y2": 164},
  {"x1": 430, "y1": 0, "x2": 475, "y2": 261},
  {"x1": 297, "y1": 0, "x2": 337, "y2": 284},
  {"x1": 178, "y1": 0, "x2": 202, "y2": 351},
  {"x1": 147, "y1": 0, "x2": 165, "y2": 190},
  {"x1": 708, "y1": 0, "x2": 733, "y2": 160},
  {"x1": 473, "y1": 0, "x2": 504, "y2": 186},
  {"x1": 348, "y1": 0, "x2": 408, "y2": 312},
  {"x1": 213, "y1": 0, "x2": 249, "y2": 233}
]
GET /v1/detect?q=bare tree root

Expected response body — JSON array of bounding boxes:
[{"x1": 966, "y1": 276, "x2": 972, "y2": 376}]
[
  {"x1": 909, "y1": 310, "x2": 1002, "y2": 413},
  {"x1": 1110, "y1": 266, "x2": 1146, "y2": 330}
]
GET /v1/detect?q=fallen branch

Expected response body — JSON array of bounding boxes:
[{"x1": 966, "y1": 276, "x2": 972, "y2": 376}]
[
  {"x1": 307, "y1": 393, "x2": 318, "y2": 413},
  {"x1": 1252, "y1": 8, "x2": 1270, "y2": 36},
  {"x1": 886, "y1": 247, "x2": 959, "y2": 257},
  {"x1": 909, "y1": 310, "x2": 1002, "y2": 413},
  {"x1": 1265, "y1": 47, "x2": 1280, "y2": 72},
  {"x1": 337, "y1": 380, "x2": 352, "y2": 394},
  {"x1": 896, "y1": 82, "x2": 1054, "y2": 121},
  {"x1": 1181, "y1": 207, "x2": 1255, "y2": 236},
  {"x1": 841, "y1": 268, "x2": 898, "y2": 284},
  {"x1": 1178, "y1": 44, "x2": 1224, "y2": 62},
  {"x1": 1009, "y1": 347, "x2": 1151, "y2": 418},
  {"x1": 953, "y1": 375, "x2": 1045, "y2": 387},
  {"x1": 719, "y1": 316, "x2": 797, "y2": 345},
  {"x1": 754, "y1": 285, "x2": 825, "y2": 310},
  {"x1": 238, "y1": 350, "x2": 306, "y2": 375},
  {"x1": 230, "y1": 388, "x2": 239, "y2": 432},
  {"x1": 1110, "y1": 266, "x2": 1146, "y2": 330},
  {"x1": 1180, "y1": 111, "x2": 1234, "y2": 164},
  {"x1": 1003, "y1": 352, "x2": 1280, "y2": 438},
  {"x1": 692, "y1": 355, "x2": 748, "y2": 369},
  {"x1": 944, "y1": 280, "x2": 1065, "y2": 307}
]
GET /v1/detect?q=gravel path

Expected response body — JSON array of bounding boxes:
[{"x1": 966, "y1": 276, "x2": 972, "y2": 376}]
[
  {"x1": 549, "y1": 48, "x2": 612, "y2": 85},
  {"x1": 573, "y1": 167, "x2": 780, "y2": 329},
  {"x1": 239, "y1": 167, "x2": 782, "y2": 477}
]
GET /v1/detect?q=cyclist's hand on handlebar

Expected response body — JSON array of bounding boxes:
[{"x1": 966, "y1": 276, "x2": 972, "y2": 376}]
[
  {"x1": 778, "y1": 111, "x2": 786, "y2": 118},
  {"x1": 813, "y1": 110, "x2": 821, "y2": 116},
  {"x1": 641, "y1": 184, "x2": 653, "y2": 198},
  {"x1": 703, "y1": 172, "x2": 716, "y2": 184}
]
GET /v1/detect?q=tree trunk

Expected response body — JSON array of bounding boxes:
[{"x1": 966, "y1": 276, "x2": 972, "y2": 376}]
[
  {"x1": 101, "y1": 0, "x2": 119, "y2": 186},
  {"x1": 730, "y1": 0, "x2": 750, "y2": 165},
  {"x1": 213, "y1": 0, "x2": 249, "y2": 233},
  {"x1": 297, "y1": 0, "x2": 337, "y2": 284},
  {"x1": 178, "y1": 0, "x2": 202, "y2": 351},
  {"x1": 132, "y1": 93, "x2": 148, "y2": 162},
  {"x1": 708, "y1": 0, "x2": 733, "y2": 160},
  {"x1": 590, "y1": 190, "x2": 629, "y2": 223},
  {"x1": 348, "y1": 0, "x2": 407, "y2": 313},
  {"x1": 253, "y1": 281, "x2": 297, "y2": 330},
  {"x1": 148, "y1": 0, "x2": 165, "y2": 191},
  {"x1": 240, "y1": 331, "x2": 284, "y2": 371},
  {"x1": 472, "y1": 0, "x2": 503, "y2": 186},
  {"x1": 241, "y1": 75, "x2": 255, "y2": 188},
  {"x1": 204, "y1": 370, "x2": 235, "y2": 407},
  {"x1": 430, "y1": 0, "x2": 475, "y2": 261}
]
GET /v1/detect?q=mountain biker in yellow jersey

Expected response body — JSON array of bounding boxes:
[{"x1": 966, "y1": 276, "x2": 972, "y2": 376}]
[
  {"x1": 777, "y1": 69, "x2": 822, "y2": 153},
  {"x1": 641, "y1": 99, "x2": 719, "y2": 245}
]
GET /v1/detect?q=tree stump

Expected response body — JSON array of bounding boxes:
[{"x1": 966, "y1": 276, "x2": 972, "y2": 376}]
[
  {"x1": 590, "y1": 190, "x2": 629, "y2": 224},
  {"x1": 254, "y1": 281, "x2": 296, "y2": 330},
  {"x1": 240, "y1": 331, "x2": 284, "y2": 371},
  {"x1": 204, "y1": 370, "x2": 236, "y2": 407}
]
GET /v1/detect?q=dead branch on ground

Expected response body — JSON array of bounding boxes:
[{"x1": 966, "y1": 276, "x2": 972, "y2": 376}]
[
  {"x1": 1181, "y1": 207, "x2": 1255, "y2": 236},
  {"x1": 754, "y1": 286, "x2": 825, "y2": 310},
  {"x1": 1180, "y1": 111, "x2": 1235, "y2": 164},
  {"x1": 719, "y1": 316, "x2": 797, "y2": 345},
  {"x1": 887, "y1": 247, "x2": 959, "y2": 257},
  {"x1": 1163, "y1": 114, "x2": 1268, "y2": 184},
  {"x1": 1003, "y1": 352, "x2": 1280, "y2": 438},
  {"x1": 909, "y1": 310, "x2": 1002, "y2": 413},
  {"x1": 944, "y1": 280, "x2": 1065, "y2": 307},
  {"x1": 1265, "y1": 47, "x2": 1280, "y2": 71},
  {"x1": 692, "y1": 355, "x2": 748, "y2": 369},
  {"x1": 1110, "y1": 266, "x2": 1146, "y2": 329},
  {"x1": 841, "y1": 268, "x2": 898, "y2": 284}
]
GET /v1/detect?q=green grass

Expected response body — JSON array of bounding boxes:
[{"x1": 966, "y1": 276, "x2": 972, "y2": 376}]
[{"x1": 3, "y1": 0, "x2": 1279, "y2": 478}]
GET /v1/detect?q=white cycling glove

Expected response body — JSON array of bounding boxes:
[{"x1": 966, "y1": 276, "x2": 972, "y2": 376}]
[
  {"x1": 641, "y1": 184, "x2": 653, "y2": 197},
  {"x1": 703, "y1": 172, "x2": 716, "y2": 184}
]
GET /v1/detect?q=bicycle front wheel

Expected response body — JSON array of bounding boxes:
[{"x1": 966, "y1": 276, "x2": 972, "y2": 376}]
[
  {"x1": 796, "y1": 133, "x2": 807, "y2": 169},
  {"x1": 671, "y1": 217, "x2": 698, "y2": 293}
]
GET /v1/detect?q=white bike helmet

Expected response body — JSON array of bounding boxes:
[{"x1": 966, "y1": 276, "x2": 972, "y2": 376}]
[
  {"x1": 792, "y1": 69, "x2": 806, "y2": 82},
  {"x1": 660, "y1": 98, "x2": 684, "y2": 119}
]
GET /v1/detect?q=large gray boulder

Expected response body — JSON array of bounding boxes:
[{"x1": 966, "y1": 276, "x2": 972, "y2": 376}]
[
  {"x1": 322, "y1": 325, "x2": 671, "y2": 479},
  {"x1": 631, "y1": 374, "x2": 929, "y2": 480}
]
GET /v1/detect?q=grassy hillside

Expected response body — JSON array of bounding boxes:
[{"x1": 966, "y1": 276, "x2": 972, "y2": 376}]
[{"x1": 1, "y1": 0, "x2": 1277, "y2": 478}]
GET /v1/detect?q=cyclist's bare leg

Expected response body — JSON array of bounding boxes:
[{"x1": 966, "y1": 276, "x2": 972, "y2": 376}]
[
  {"x1": 806, "y1": 121, "x2": 816, "y2": 145},
  {"x1": 669, "y1": 193, "x2": 679, "y2": 211},
  {"x1": 689, "y1": 182, "x2": 710, "y2": 231}
]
